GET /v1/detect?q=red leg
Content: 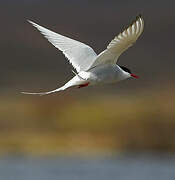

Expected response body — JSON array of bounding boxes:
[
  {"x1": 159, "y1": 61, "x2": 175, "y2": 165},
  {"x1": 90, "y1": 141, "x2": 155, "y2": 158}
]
[{"x1": 78, "y1": 82, "x2": 90, "y2": 88}]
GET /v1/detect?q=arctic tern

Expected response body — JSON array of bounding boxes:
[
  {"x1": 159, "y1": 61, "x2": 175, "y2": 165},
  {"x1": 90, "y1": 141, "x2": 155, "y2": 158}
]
[{"x1": 22, "y1": 15, "x2": 144, "y2": 95}]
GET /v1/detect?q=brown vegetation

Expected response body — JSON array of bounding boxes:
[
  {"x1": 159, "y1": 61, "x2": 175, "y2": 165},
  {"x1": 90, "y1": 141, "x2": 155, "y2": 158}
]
[{"x1": 0, "y1": 88, "x2": 175, "y2": 155}]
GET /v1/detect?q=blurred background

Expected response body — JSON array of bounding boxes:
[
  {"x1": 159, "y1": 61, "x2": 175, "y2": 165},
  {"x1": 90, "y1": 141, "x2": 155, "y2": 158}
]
[{"x1": 0, "y1": 0, "x2": 175, "y2": 179}]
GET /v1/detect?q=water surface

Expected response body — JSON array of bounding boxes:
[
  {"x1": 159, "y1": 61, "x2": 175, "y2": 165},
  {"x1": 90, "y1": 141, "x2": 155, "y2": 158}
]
[{"x1": 0, "y1": 153, "x2": 175, "y2": 180}]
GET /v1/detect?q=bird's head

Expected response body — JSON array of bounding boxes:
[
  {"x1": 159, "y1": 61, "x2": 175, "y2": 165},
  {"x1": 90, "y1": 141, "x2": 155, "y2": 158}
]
[{"x1": 119, "y1": 66, "x2": 139, "y2": 79}]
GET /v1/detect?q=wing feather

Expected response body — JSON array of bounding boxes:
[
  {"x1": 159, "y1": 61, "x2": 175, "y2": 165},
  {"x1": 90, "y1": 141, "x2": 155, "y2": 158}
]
[
  {"x1": 28, "y1": 20, "x2": 97, "y2": 72},
  {"x1": 89, "y1": 15, "x2": 144, "y2": 69}
]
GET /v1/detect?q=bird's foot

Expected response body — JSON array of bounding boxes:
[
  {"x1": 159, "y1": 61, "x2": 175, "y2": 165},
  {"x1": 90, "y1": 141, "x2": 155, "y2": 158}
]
[{"x1": 78, "y1": 82, "x2": 90, "y2": 88}]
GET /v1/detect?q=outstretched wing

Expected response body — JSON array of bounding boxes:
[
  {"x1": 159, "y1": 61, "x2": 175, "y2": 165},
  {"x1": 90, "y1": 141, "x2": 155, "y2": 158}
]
[
  {"x1": 89, "y1": 15, "x2": 144, "y2": 69},
  {"x1": 28, "y1": 20, "x2": 97, "y2": 72}
]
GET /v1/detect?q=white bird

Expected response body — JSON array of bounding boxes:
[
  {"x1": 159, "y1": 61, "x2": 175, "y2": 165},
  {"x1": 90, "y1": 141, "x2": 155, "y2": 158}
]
[{"x1": 22, "y1": 15, "x2": 144, "y2": 95}]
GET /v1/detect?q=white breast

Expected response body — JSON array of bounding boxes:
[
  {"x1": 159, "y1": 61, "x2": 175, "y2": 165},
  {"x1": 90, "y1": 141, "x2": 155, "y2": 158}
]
[{"x1": 88, "y1": 64, "x2": 130, "y2": 84}]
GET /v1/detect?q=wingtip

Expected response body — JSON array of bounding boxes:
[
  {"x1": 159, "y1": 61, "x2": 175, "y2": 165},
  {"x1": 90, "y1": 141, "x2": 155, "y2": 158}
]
[
  {"x1": 136, "y1": 14, "x2": 143, "y2": 19},
  {"x1": 137, "y1": 14, "x2": 144, "y2": 27},
  {"x1": 136, "y1": 14, "x2": 144, "y2": 25},
  {"x1": 27, "y1": 19, "x2": 37, "y2": 27},
  {"x1": 120, "y1": 14, "x2": 144, "y2": 35},
  {"x1": 135, "y1": 14, "x2": 144, "y2": 23},
  {"x1": 27, "y1": 19, "x2": 32, "y2": 24},
  {"x1": 128, "y1": 14, "x2": 144, "y2": 29}
]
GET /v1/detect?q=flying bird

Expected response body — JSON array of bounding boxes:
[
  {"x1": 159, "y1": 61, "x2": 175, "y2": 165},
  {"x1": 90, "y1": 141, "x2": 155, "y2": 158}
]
[{"x1": 22, "y1": 15, "x2": 144, "y2": 95}]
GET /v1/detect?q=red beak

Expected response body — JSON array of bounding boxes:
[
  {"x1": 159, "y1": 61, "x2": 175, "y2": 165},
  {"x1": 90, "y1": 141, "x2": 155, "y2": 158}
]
[{"x1": 131, "y1": 73, "x2": 139, "y2": 79}]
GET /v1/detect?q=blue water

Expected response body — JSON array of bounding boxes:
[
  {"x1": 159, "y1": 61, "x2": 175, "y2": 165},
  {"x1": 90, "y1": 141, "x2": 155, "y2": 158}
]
[{"x1": 0, "y1": 153, "x2": 175, "y2": 180}]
